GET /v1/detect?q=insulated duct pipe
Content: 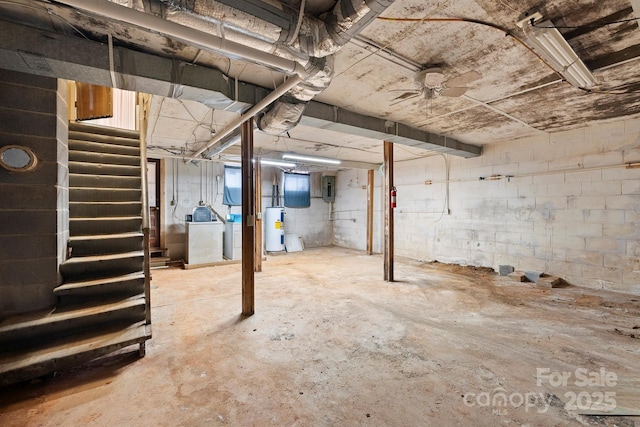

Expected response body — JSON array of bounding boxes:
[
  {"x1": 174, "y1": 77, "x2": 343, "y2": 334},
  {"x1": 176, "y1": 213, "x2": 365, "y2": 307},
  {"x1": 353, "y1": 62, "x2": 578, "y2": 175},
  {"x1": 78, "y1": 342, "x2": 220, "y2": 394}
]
[
  {"x1": 152, "y1": 0, "x2": 395, "y2": 134},
  {"x1": 53, "y1": 0, "x2": 307, "y2": 77},
  {"x1": 188, "y1": 75, "x2": 303, "y2": 161}
]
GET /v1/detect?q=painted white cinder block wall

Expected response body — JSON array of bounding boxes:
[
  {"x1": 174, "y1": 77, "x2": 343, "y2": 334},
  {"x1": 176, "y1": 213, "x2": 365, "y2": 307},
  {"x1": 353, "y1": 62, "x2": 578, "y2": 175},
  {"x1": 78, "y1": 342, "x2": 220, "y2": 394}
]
[
  {"x1": 332, "y1": 169, "x2": 383, "y2": 253},
  {"x1": 160, "y1": 160, "x2": 332, "y2": 260},
  {"x1": 333, "y1": 118, "x2": 640, "y2": 295}
]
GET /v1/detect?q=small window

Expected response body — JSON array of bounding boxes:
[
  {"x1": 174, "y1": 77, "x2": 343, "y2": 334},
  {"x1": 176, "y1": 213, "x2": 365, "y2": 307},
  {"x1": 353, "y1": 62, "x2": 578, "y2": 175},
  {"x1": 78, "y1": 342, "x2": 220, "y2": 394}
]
[
  {"x1": 284, "y1": 172, "x2": 310, "y2": 208},
  {"x1": 223, "y1": 166, "x2": 242, "y2": 206}
]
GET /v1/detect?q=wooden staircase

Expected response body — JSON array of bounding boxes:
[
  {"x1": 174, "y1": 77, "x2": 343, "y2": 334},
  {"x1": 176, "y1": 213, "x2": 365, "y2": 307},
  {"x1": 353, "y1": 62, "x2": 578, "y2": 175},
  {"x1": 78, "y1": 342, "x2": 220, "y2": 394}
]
[
  {"x1": 150, "y1": 247, "x2": 170, "y2": 269},
  {"x1": 0, "y1": 123, "x2": 151, "y2": 386}
]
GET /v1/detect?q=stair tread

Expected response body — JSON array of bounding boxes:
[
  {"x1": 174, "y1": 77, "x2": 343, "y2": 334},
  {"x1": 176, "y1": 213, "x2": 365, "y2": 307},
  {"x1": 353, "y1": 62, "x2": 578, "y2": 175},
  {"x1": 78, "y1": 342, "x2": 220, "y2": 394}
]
[
  {"x1": 69, "y1": 139, "x2": 139, "y2": 153},
  {"x1": 70, "y1": 216, "x2": 142, "y2": 221},
  {"x1": 69, "y1": 150, "x2": 140, "y2": 160},
  {"x1": 63, "y1": 251, "x2": 144, "y2": 265},
  {"x1": 69, "y1": 187, "x2": 142, "y2": 192},
  {"x1": 69, "y1": 232, "x2": 143, "y2": 242},
  {"x1": 69, "y1": 122, "x2": 140, "y2": 140},
  {"x1": 69, "y1": 137, "x2": 139, "y2": 149},
  {"x1": 70, "y1": 201, "x2": 142, "y2": 205},
  {"x1": 69, "y1": 161, "x2": 140, "y2": 170},
  {"x1": 55, "y1": 272, "x2": 145, "y2": 291},
  {"x1": 0, "y1": 297, "x2": 145, "y2": 334},
  {"x1": 0, "y1": 321, "x2": 150, "y2": 375},
  {"x1": 69, "y1": 173, "x2": 140, "y2": 179}
]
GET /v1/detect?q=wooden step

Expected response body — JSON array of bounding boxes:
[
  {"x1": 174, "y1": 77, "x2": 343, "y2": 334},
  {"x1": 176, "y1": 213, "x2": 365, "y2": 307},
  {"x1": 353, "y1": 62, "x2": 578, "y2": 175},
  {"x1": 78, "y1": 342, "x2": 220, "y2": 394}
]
[
  {"x1": 70, "y1": 187, "x2": 141, "y2": 203},
  {"x1": 54, "y1": 272, "x2": 145, "y2": 298},
  {"x1": 70, "y1": 216, "x2": 142, "y2": 236},
  {"x1": 150, "y1": 257, "x2": 170, "y2": 269},
  {"x1": 60, "y1": 251, "x2": 144, "y2": 280},
  {"x1": 149, "y1": 247, "x2": 169, "y2": 257},
  {"x1": 69, "y1": 173, "x2": 141, "y2": 189},
  {"x1": 70, "y1": 201, "x2": 142, "y2": 218},
  {"x1": 69, "y1": 122, "x2": 139, "y2": 141},
  {"x1": 68, "y1": 232, "x2": 143, "y2": 257},
  {"x1": 0, "y1": 297, "x2": 146, "y2": 346},
  {"x1": 69, "y1": 139, "x2": 140, "y2": 156},
  {"x1": 68, "y1": 130, "x2": 140, "y2": 148},
  {"x1": 69, "y1": 161, "x2": 141, "y2": 176},
  {"x1": 69, "y1": 150, "x2": 140, "y2": 167},
  {"x1": 0, "y1": 321, "x2": 150, "y2": 386}
]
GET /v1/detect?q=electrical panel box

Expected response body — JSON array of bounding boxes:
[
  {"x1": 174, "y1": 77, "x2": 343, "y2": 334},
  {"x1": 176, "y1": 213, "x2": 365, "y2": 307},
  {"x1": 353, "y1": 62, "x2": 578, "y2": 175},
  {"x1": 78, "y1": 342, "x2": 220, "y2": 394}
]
[{"x1": 322, "y1": 176, "x2": 335, "y2": 203}]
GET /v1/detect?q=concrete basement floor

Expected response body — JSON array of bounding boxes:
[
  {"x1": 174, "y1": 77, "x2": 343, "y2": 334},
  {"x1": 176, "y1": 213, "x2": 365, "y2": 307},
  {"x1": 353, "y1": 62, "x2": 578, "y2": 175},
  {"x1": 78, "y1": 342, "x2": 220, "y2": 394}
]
[{"x1": 1, "y1": 247, "x2": 639, "y2": 426}]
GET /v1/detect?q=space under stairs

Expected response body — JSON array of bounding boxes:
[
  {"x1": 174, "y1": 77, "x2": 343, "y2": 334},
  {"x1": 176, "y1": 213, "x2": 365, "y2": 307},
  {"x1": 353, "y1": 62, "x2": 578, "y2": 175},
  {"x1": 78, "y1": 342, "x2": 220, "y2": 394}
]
[{"x1": 0, "y1": 123, "x2": 151, "y2": 386}]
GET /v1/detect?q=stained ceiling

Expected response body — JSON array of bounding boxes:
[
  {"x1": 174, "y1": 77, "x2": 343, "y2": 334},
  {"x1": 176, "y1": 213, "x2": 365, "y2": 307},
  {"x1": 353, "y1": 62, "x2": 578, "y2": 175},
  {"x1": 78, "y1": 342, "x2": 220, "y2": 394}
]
[{"x1": 2, "y1": 0, "x2": 640, "y2": 166}]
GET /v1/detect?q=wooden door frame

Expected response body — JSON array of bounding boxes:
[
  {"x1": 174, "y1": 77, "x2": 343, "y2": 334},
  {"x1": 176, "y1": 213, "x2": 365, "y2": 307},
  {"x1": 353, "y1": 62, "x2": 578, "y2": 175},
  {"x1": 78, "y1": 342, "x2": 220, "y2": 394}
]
[{"x1": 148, "y1": 158, "x2": 161, "y2": 248}]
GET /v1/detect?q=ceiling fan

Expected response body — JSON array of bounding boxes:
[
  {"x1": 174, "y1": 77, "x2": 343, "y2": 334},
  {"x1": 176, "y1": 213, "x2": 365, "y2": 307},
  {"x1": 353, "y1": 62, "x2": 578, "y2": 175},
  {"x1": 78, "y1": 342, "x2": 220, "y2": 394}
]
[{"x1": 391, "y1": 68, "x2": 481, "y2": 105}]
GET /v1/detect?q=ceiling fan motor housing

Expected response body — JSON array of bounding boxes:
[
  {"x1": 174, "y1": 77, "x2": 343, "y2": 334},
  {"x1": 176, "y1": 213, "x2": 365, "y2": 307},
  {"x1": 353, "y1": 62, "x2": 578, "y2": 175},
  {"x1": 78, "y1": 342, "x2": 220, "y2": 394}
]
[{"x1": 416, "y1": 68, "x2": 446, "y2": 88}]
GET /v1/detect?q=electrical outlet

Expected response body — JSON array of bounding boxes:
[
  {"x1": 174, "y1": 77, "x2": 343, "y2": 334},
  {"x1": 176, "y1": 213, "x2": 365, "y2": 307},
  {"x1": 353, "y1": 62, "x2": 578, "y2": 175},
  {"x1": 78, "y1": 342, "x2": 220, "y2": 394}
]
[
  {"x1": 170, "y1": 199, "x2": 176, "y2": 206},
  {"x1": 216, "y1": 175, "x2": 221, "y2": 182}
]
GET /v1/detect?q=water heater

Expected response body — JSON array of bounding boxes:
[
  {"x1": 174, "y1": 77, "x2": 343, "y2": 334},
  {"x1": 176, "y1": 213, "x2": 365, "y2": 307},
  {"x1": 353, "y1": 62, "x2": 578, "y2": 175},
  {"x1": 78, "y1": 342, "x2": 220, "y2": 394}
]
[{"x1": 265, "y1": 207, "x2": 285, "y2": 252}]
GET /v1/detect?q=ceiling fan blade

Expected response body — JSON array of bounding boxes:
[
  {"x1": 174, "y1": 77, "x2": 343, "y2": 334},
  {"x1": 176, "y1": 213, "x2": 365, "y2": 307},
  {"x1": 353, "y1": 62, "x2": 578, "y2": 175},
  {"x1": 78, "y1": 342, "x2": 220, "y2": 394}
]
[
  {"x1": 392, "y1": 91, "x2": 422, "y2": 101},
  {"x1": 440, "y1": 87, "x2": 469, "y2": 97},
  {"x1": 390, "y1": 92, "x2": 421, "y2": 105},
  {"x1": 445, "y1": 70, "x2": 481, "y2": 88}
]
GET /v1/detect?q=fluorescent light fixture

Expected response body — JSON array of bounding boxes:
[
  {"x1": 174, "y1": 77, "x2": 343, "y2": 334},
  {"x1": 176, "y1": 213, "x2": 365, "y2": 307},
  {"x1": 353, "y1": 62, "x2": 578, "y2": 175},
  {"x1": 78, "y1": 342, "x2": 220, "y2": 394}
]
[
  {"x1": 282, "y1": 153, "x2": 341, "y2": 165},
  {"x1": 521, "y1": 18, "x2": 597, "y2": 89},
  {"x1": 259, "y1": 159, "x2": 297, "y2": 168}
]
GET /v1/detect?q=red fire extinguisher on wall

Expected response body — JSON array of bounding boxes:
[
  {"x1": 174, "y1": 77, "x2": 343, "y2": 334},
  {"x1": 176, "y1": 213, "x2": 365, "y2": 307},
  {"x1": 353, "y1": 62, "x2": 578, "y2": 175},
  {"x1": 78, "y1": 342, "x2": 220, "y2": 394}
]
[{"x1": 390, "y1": 186, "x2": 397, "y2": 209}]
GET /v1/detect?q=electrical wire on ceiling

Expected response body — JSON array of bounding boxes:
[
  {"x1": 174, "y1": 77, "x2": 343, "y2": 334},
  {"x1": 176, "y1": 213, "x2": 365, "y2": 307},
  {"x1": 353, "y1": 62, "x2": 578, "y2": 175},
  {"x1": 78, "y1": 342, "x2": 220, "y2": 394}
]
[
  {"x1": 376, "y1": 16, "x2": 562, "y2": 80},
  {"x1": 394, "y1": 143, "x2": 446, "y2": 159},
  {"x1": 147, "y1": 145, "x2": 185, "y2": 156},
  {"x1": 0, "y1": 0, "x2": 90, "y2": 40},
  {"x1": 334, "y1": 1, "x2": 451, "y2": 80},
  {"x1": 376, "y1": 15, "x2": 640, "y2": 95},
  {"x1": 496, "y1": 0, "x2": 519, "y2": 14},
  {"x1": 282, "y1": 133, "x2": 382, "y2": 157}
]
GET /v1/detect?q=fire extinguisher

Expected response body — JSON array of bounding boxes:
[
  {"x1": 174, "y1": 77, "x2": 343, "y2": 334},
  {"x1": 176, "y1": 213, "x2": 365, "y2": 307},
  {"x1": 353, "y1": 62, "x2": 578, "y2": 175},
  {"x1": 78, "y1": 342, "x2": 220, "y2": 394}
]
[{"x1": 390, "y1": 186, "x2": 397, "y2": 209}]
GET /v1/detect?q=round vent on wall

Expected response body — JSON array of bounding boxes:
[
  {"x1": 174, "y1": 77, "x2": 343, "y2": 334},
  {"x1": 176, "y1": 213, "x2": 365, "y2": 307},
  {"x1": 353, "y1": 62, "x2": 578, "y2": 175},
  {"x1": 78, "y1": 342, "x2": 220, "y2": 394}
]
[{"x1": 0, "y1": 145, "x2": 38, "y2": 172}]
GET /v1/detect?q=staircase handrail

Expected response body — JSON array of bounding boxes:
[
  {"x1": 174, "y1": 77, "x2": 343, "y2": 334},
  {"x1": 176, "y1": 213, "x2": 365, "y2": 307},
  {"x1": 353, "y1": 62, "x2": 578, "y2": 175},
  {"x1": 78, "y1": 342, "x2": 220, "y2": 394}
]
[{"x1": 139, "y1": 93, "x2": 151, "y2": 325}]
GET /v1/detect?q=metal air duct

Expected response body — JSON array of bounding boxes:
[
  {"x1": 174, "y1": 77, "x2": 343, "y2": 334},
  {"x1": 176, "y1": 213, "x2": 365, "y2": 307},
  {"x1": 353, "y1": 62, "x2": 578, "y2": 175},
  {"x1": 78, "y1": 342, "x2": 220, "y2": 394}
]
[{"x1": 153, "y1": 0, "x2": 394, "y2": 133}]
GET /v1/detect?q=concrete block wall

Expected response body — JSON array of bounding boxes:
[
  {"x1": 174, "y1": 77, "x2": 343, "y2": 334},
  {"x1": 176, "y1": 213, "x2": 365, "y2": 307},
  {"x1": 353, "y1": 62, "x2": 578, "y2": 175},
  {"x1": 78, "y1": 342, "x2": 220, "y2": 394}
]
[
  {"x1": 161, "y1": 160, "x2": 332, "y2": 260},
  {"x1": 332, "y1": 169, "x2": 383, "y2": 253},
  {"x1": 333, "y1": 119, "x2": 640, "y2": 295},
  {"x1": 0, "y1": 70, "x2": 69, "y2": 317}
]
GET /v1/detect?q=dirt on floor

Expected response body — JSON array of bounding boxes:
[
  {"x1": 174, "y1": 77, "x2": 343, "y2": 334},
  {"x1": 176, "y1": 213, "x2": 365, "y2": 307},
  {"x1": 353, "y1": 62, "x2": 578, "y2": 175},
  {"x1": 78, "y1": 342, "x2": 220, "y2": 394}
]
[{"x1": 0, "y1": 247, "x2": 638, "y2": 426}]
